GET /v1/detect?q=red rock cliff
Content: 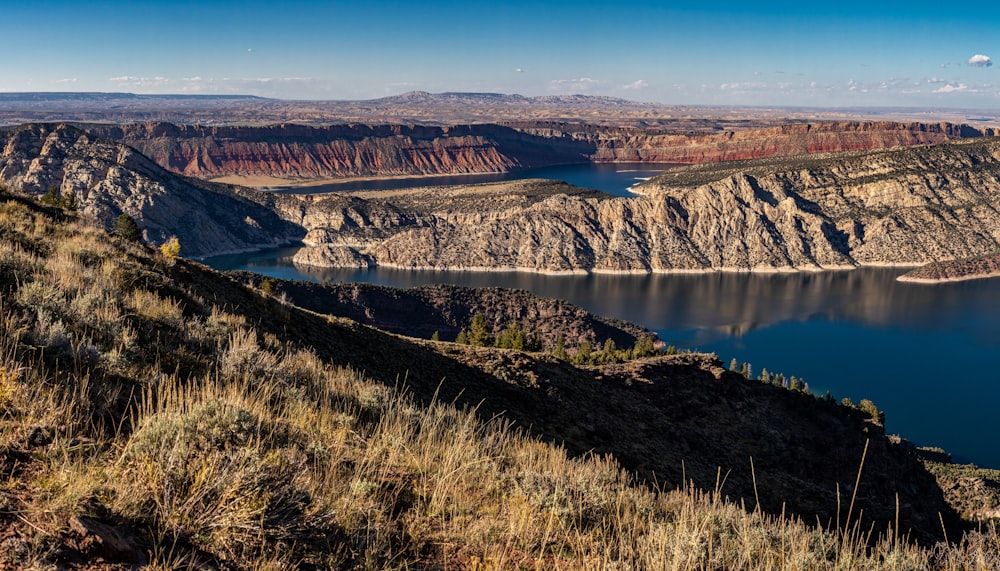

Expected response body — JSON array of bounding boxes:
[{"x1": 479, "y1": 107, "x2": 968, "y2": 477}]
[{"x1": 86, "y1": 121, "x2": 995, "y2": 181}]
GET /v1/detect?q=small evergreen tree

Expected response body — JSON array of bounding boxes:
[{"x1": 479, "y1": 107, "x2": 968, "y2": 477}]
[
  {"x1": 40, "y1": 185, "x2": 60, "y2": 206},
  {"x1": 114, "y1": 213, "x2": 142, "y2": 242},
  {"x1": 603, "y1": 338, "x2": 617, "y2": 355},
  {"x1": 729, "y1": 358, "x2": 739, "y2": 371},
  {"x1": 552, "y1": 335, "x2": 568, "y2": 360},
  {"x1": 455, "y1": 329, "x2": 469, "y2": 345},
  {"x1": 468, "y1": 313, "x2": 493, "y2": 347},
  {"x1": 59, "y1": 190, "x2": 77, "y2": 211},
  {"x1": 526, "y1": 333, "x2": 542, "y2": 352},
  {"x1": 431, "y1": 331, "x2": 440, "y2": 342},
  {"x1": 632, "y1": 335, "x2": 656, "y2": 358}
]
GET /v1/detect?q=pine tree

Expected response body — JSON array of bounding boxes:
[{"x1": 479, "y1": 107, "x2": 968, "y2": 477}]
[
  {"x1": 114, "y1": 213, "x2": 142, "y2": 242},
  {"x1": 552, "y1": 335, "x2": 568, "y2": 360},
  {"x1": 59, "y1": 190, "x2": 77, "y2": 211},
  {"x1": 729, "y1": 358, "x2": 739, "y2": 371},
  {"x1": 40, "y1": 185, "x2": 60, "y2": 206},
  {"x1": 430, "y1": 331, "x2": 440, "y2": 342},
  {"x1": 468, "y1": 313, "x2": 493, "y2": 347},
  {"x1": 455, "y1": 330, "x2": 469, "y2": 345}
]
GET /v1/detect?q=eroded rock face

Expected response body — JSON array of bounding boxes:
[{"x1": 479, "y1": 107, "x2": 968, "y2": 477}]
[
  {"x1": 290, "y1": 139, "x2": 1000, "y2": 273},
  {"x1": 0, "y1": 124, "x2": 303, "y2": 257},
  {"x1": 85, "y1": 120, "x2": 992, "y2": 181},
  {"x1": 86, "y1": 122, "x2": 595, "y2": 180}
]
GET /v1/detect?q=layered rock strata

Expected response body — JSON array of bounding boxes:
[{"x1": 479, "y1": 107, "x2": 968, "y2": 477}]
[
  {"x1": 85, "y1": 121, "x2": 994, "y2": 181},
  {"x1": 0, "y1": 123, "x2": 302, "y2": 257},
  {"x1": 289, "y1": 138, "x2": 1000, "y2": 273}
]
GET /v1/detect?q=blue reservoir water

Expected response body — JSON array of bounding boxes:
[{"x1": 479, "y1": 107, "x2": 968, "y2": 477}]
[
  {"x1": 203, "y1": 166, "x2": 1000, "y2": 467},
  {"x1": 271, "y1": 162, "x2": 678, "y2": 198},
  {"x1": 204, "y1": 250, "x2": 1000, "y2": 468}
]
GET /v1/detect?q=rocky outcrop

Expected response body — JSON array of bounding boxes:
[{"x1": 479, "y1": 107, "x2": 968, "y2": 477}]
[
  {"x1": 0, "y1": 123, "x2": 303, "y2": 257},
  {"x1": 898, "y1": 252, "x2": 1000, "y2": 283},
  {"x1": 85, "y1": 120, "x2": 993, "y2": 181},
  {"x1": 290, "y1": 138, "x2": 1000, "y2": 273}
]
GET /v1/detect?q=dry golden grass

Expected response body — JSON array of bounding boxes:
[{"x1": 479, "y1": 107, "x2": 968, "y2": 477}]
[{"x1": 0, "y1": 190, "x2": 997, "y2": 569}]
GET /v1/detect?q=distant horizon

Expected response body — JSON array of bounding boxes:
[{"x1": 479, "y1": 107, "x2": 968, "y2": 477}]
[
  {"x1": 2, "y1": 89, "x2": 1000, "y2": 114},
  {"x1": 2, "y1": 2, "x2": 999, "y2": 108}
]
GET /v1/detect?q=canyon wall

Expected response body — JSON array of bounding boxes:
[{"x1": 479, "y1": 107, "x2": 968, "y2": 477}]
[
  {"x1": 0, "y1": 124, "x2": 303, "y2": 256},
  {"x1": 287, "y1": 138, "x2": 1000, "y2": 273},
  {"x1": 85, "y1": 123, "x2": 595, "y2": 180},
  {"x1": 85, "y1": 121, "x2": 995, "y2": 182}
]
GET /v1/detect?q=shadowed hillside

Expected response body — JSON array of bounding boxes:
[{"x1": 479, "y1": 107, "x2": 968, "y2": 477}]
[{"x1": 0, "y1": 183, "x2": 996, "y2": 567}]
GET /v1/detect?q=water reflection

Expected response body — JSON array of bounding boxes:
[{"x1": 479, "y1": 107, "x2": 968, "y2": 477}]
[
  {"x1": 202, "y1": 247, "x2": 1000, "y2": 466},
  {"x1": 270, "y1": 163, "x2": 679, "y2": 198}
]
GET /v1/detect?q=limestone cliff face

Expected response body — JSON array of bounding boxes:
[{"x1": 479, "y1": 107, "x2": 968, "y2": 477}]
[
  {"x1": 85, "y1": 121, "x2": 991, "y2": 181},
  {"x1": 290, "y1": 138, "x2": 1000, "y2": 273},
  {"x1": 0, "y1": 124, "x2": 303, "y2": 257}
]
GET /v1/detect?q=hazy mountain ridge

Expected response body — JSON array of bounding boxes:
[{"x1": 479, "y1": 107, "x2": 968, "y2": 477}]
[{"x1": 4, "y1": 90, "x2": 995, "y2": 127}]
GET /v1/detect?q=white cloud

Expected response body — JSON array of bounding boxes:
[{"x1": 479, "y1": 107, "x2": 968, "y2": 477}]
[
  {"x1": 54, "y1": 78, "x2": 77, "y2": 84},
  {"x1": 719, "y1": 82, "x2": 767, "y2": 91},
  {"x1": 514, "y1": 68, "x2": 524, "y2": 73},
  {"x1": 547, "y1": 77, "x2": 600, "y2": 92},
  {"x1": 933, "y1": 83, "x2": 969, "y2": 93},
  {"x1": 620, "y1": 79, "x2": 648, "y2": 90},
  {"x1": 108, "y1": 75, "x2": 170, "y2": 88},
  {"x1": 968, "y1": 54, "x2": 992, "y2": 67}
]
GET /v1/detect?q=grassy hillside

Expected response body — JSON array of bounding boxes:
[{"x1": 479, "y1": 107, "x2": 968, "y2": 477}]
[{"x1": 0, "y1": 185, "x2": 997, "y2": 568}]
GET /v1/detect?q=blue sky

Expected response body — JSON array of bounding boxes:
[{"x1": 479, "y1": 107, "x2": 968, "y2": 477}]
[{"x1": 3, "y1": 1, "x2": 999, "y2": 108}]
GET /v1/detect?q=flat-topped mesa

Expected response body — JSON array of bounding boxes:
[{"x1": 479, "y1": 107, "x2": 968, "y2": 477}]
[
  {"x1": 84, "y1": 122, "x2": 596, "y2": 180},
  {"x1": 290, "y1": 137, "x2": 1000, "y2": 274},
  {"x1": 83, "y1": 120, "x2": 993, "y2": 182}
]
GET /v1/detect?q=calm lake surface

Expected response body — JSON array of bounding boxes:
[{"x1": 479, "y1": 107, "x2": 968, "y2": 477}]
[
  {"x1": 204, "y1": 250, "x2": 1000, "y2": 468},
  {"x1": 272, "y1": 162, "x2": 678, "y2": 198},
  {"x1": 205, "y1": 166, "x2": 1000, "y2": 467}
]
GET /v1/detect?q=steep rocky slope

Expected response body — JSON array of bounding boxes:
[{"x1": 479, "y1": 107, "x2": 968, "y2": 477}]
[
  {"x1": 0, "y1": 123, "x2": 303, "y2": 256},
  {"x1": 0, "y1": 189, "x2": 967, "y2": 557},
  {"x1": 227, "y1": 276, "x2": 653, "y2": 347},
  {"x1": 85, "y1": 120, "x2": 991, "y2": 182},
  {"x1": 291, "y1": 138, "x2": 1000, "y2": 273}
]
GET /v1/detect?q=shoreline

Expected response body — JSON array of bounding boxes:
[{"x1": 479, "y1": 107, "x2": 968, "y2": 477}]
[
  {"x1": 286, "y1": 255, "x2": 912, "y2": 277},
  {"x1": 213, "y1": 169, "x2": 529, "y2": 190},
  {"x1": 897, "y1": 270, "x2": 1000, "y2": 284},
  {"x1": 212, "y1": 160, "x2": 680, "y2": 191}
]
